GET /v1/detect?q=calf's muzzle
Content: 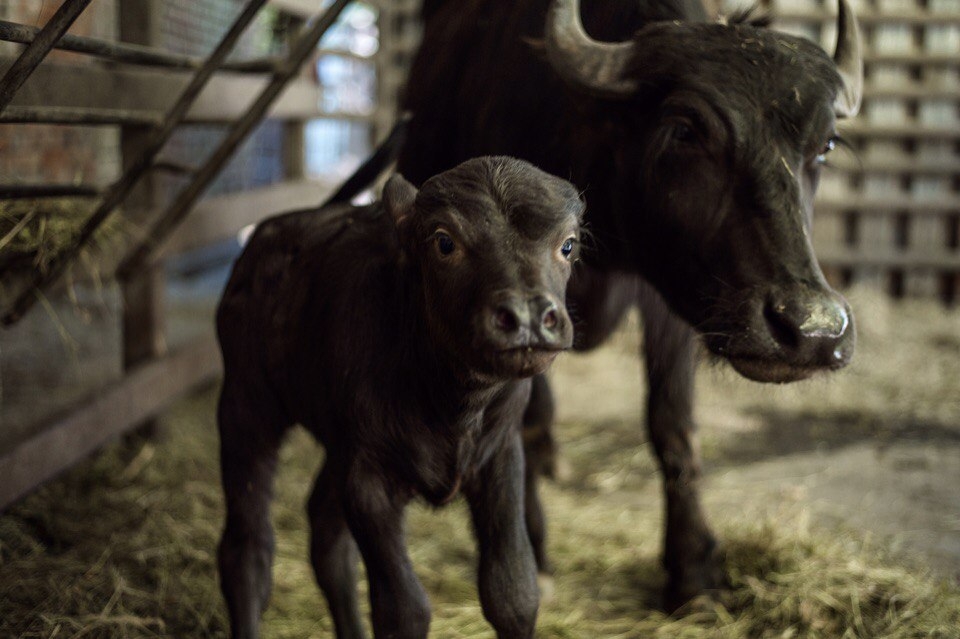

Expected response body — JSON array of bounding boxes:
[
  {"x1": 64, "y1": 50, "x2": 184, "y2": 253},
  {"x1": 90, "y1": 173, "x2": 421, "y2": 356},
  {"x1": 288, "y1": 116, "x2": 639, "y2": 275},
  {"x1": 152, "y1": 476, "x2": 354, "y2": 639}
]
[{"x1": 486, "y1": 291, "x2": 570, "y2": 351}]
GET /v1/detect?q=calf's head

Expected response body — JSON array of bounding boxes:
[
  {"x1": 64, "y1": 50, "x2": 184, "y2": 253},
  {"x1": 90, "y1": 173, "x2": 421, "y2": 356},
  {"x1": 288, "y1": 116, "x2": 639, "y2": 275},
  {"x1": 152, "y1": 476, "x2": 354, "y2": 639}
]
[
  {"x1": 546, "y1": 0, "x2": 862, "y2": 382},
  {"x1": 385, "y1": 156, "x2": 584, "y2": 379}
]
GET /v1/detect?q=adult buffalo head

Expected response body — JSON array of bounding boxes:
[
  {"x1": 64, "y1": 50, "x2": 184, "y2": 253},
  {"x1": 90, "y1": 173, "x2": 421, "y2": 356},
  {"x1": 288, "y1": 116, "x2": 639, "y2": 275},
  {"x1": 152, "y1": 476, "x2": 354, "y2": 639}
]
[{"x1": 545, "y1": 0, "x2": 862, "y2": 383}]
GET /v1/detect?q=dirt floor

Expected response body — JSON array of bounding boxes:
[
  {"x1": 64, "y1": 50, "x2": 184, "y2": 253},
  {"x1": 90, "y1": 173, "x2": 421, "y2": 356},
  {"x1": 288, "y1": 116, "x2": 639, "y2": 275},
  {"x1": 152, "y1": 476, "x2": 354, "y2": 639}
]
[
  {"x1": 1, "y1": 284, "x2": 959, "y2": 637},
  {"x1": 553, "y1": 285, "x2": 960, "y2": 586}
]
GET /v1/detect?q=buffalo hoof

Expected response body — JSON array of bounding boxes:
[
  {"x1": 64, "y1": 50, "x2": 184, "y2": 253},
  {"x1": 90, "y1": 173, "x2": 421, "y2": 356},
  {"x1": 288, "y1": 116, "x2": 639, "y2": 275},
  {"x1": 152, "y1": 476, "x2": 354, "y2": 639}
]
[{"x1": 663, "y1": 550, "x2": 729, "y2": 613}]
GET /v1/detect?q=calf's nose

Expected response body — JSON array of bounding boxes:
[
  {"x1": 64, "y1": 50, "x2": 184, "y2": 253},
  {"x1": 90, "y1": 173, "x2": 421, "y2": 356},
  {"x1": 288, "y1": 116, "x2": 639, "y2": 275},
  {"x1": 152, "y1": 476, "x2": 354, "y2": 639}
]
[{"x1": 487, "y1": 292, "x2": 568, "y2": 349}]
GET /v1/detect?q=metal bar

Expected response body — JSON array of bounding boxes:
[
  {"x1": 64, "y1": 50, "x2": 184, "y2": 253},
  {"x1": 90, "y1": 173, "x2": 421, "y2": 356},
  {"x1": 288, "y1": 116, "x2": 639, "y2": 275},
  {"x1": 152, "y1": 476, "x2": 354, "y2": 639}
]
[
  {"x1": 0, "y1": 334, "x2": 220, "y2": 511},
  {"x1": 116, "y1": 0, "x2": 352, "y2": 278},
  {"x1": 1, "y1": 0, "x2": 269, "y2": 327},
  {"x1": 150, "y1": 160, "x2": 198, "y2": 176},
  {"x1": 0, "y1": 184, "x2": 101, "y2": 199},
  {"x1": 0, "y1": 19, "x2": 280, "y2": 73},
  {"x1": 0, "y1": 62, "x2": 329, "y2": 124},
  {"x1": 0, "y1": 0, "x2": 93, "y2": 114},
  {"x1": 0, "y1": 105, "x2": 162, "y2": 125}
]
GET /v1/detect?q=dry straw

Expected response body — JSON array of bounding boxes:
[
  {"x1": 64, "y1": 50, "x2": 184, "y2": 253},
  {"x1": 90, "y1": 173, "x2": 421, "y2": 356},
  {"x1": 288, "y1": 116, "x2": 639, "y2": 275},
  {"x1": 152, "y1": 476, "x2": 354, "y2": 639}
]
[{"x1": 2, "y1": 375, "x2": 959, "y2": 638}]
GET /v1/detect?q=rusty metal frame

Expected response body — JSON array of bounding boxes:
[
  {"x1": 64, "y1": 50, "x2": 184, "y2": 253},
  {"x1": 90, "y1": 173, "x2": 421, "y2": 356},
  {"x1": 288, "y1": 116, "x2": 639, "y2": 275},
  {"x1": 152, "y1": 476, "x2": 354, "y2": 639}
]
[
  {"x1": 0, "y1": 0, "x2": 93, "y2": 113},
  {"x1": 0, "y1": 18, "x2": 278, "y2": 73},
  {"x1": 117, "y1": 0, "x2": 352, "y2": 278},
  {"x1": 1, "y1": 0, "x2": 270, "y2": 325}
]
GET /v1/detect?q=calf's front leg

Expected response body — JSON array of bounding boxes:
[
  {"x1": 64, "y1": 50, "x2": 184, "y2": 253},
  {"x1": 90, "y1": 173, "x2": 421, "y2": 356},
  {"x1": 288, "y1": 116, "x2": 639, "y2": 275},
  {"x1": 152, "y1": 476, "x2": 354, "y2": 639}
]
[
  {"x1": 343, "y1": 460, "x2": 430, "y2": 639},
  {"x1": 465, "y1": 430, "x2": 539, "y2": 639}
]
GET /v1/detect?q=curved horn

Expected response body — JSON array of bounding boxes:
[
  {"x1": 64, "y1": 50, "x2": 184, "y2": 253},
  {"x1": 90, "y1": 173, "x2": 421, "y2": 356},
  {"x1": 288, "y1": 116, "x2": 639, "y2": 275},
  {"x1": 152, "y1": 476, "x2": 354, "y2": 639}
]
[
  {"x1": 544, "y1": 0, "x2": 637, "y2": 97},
  {"x1": 833, "y1": 0, "x2": 864, "y2": 118}
]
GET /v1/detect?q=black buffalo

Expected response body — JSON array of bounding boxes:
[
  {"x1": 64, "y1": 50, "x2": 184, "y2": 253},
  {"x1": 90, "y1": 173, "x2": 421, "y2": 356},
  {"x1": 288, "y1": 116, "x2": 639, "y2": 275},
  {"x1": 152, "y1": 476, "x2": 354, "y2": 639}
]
[
  {"x1": 398, "y1": 0, "x2": 863, "y2": 608},
  {"x1": 216, "y1": 156, "x2": 583, "y2": 639}
]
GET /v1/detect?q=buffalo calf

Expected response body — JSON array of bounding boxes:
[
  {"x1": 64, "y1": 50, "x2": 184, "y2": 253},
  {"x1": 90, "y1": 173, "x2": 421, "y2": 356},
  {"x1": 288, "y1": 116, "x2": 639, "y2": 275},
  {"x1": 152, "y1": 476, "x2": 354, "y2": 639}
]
[{"x1": 216, "y1": 156, "x2": 584, "y2": 639}]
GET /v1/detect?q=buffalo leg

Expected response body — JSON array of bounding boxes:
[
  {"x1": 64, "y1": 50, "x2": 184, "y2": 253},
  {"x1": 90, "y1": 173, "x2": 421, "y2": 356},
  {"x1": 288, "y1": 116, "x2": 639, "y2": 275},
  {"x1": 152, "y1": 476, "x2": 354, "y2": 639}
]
[
  {"x1": 344, "y1": 462, "x2": 430, "y2": 639},
  {"x1": 638, "y1": 287, "x2": 724, "y2": 609},
  {"x1": 466, "y1": 430, "x2": 539, "y2": 639},
  {"x1": 308, "y1": 461, "x2": 366, "y2": 639},
  {"x1": 217, "y1": 383, "x2": 286, "y2": 639}
]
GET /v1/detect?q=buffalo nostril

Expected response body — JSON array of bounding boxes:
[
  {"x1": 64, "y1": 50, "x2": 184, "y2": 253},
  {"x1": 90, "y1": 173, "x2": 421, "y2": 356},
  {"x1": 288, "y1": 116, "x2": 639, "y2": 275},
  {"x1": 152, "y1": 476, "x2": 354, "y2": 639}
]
[
  {"x1": 763, "y1": 302, "x2": 800, "y2": 350},
  {"x1": 495, "y1": 306, "x2": 520, "y2": 333}
]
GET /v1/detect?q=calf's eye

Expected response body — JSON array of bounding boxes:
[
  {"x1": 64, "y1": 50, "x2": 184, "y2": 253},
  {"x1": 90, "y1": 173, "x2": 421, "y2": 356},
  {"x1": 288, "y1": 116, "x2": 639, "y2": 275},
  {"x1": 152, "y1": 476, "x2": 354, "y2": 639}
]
[
  {"x1": 560, "y1": 237, "x2": 576, "y2": 260},
  {"x1": 435, "y1": 232, "x2": 456, "y2": 256}
]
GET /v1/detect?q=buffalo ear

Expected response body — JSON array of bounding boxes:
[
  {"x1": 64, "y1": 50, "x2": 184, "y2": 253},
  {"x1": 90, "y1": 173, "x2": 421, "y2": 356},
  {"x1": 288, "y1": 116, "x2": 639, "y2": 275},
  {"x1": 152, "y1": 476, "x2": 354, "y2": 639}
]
[{"x1": 383, "y1": 173, "x2": 418, "y2": 226}]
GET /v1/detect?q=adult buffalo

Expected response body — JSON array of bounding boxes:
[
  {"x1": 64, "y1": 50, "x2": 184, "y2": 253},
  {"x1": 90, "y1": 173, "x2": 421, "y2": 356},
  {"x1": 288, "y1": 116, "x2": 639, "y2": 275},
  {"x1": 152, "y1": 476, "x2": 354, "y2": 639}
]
[{"x1": 397, "y1": 0, "x2": 862, "y2": 608}]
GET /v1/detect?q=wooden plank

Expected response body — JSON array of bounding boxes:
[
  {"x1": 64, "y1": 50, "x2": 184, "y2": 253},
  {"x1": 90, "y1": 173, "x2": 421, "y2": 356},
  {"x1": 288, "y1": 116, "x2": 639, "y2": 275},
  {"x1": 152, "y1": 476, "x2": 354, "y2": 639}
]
[
  {"x1": 0, "y1": 335, "x2": 221, "y2": 511},
  {"x1": 864, "y1": 52, "x2": 959, "y2": 65},
  {"x1": 816, "y1": 195, "x2": 960, "y2": 214},
  {"x1": 160, "y1": 178, "x2": 336, "y2": 256},
  {"x1": 118, "y1": 0, "x2": 167, "y2": 440},
  {"x1": 0, "y1": 58, "x2": 328, "y2": 123},
  {"x1": 839, "y1": 122, "x2": 960, "y2": 140},
  {"x1": 269, "y1": 0, "x2": 325, "y2": 17},
  {"x1": 775, "y1": 10, "x2": 960, "y2": 26},
  {"x1": 815, "y1": 249, "x2": 960, "y2": 269},
  {"x1": 829, "y1": 157, "x2": 960, "y2": 174},
  {"x1": 863, "y1": 84, "x2": 960, "y2": 100}
]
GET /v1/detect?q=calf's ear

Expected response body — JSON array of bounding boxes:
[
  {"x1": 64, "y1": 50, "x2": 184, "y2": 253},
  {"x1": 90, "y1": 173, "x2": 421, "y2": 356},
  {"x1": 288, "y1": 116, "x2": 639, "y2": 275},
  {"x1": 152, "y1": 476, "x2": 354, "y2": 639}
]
[{"x1": 384, "y1": 174, "x2": 418, "y2": 226}]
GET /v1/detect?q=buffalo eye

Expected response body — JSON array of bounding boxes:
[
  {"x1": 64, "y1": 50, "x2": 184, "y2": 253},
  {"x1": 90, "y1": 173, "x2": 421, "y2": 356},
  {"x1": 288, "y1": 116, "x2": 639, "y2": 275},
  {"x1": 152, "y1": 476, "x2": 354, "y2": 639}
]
[
  {"x1": 560, "y1": 237, "x2": 576, "y2": 260},
  {"x1": 815, "y1": 136, "x2": 839, "y2": 165},
  {"x1": 435, "y1": 231, "x2": 456, "y2": 256},
  {"x1": 669, "y1": 122, "x2": 697, "y2": 144}
]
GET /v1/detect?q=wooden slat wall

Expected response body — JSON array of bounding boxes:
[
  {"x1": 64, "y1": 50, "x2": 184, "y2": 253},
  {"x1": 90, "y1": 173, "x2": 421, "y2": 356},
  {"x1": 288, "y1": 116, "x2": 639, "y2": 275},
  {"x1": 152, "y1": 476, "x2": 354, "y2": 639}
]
[
  {"x1": 372, "y1": 0, "x2": 421, "y2": 142},
  {"x1": 772, "y1": 0, "x2": 960, "y2": 303}
]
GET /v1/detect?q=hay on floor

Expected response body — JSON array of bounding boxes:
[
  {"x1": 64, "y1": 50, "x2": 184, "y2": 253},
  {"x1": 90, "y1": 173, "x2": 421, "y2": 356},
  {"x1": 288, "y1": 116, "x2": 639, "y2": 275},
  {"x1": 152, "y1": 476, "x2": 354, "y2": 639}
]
[{"x1": 2, "y1": 382, "x2": 959, "y2": 639}]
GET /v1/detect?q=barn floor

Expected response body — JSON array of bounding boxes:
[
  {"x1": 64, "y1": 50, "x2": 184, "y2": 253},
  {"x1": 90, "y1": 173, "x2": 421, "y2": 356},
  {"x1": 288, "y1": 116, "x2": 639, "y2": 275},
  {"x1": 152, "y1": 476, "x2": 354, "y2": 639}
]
[{"x1": 1, "y1": 286, "x2": 959, "y2": 638}]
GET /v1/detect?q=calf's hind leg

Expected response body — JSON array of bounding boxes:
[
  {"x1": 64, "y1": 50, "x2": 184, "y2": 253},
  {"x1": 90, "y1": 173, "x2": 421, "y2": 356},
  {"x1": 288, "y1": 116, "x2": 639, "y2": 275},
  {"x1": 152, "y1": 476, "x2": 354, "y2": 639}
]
[
  {"x1": 217, "y1": 384, "x2": 286, "y2": 639},
  {"x1": 308, "y1": 460, "x2": 366, "y2": 639}
]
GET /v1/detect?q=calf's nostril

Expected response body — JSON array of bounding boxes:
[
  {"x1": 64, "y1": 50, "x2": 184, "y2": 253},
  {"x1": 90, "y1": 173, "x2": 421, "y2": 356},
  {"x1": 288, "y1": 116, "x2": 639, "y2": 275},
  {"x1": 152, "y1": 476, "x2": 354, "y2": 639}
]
[
  {"x1": 495, "y1": 306, "x2": 520, "y2": 333},
  {"x1": 542, "y1": 309, "x2": 558, "y2": 330}
]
